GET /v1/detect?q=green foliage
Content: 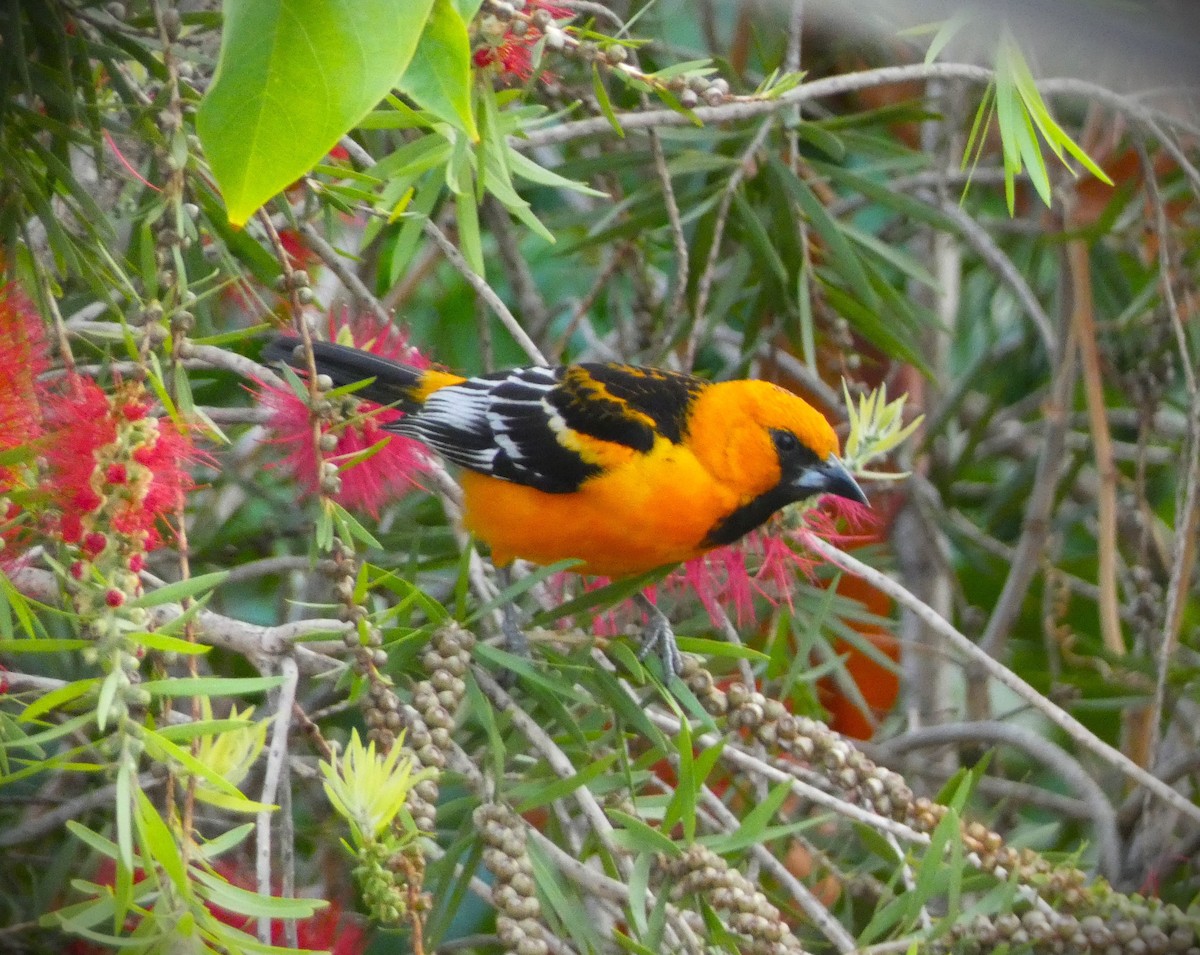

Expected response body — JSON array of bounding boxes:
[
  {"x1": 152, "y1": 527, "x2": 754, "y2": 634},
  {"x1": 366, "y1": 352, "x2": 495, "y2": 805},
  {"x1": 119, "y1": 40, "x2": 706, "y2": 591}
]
[
  {"x1": 2, "y1": 1, "x2": 1198, "y2": 954},
  {"x1": 197, "y1": 0, "x2": 438, "y2": 225}
]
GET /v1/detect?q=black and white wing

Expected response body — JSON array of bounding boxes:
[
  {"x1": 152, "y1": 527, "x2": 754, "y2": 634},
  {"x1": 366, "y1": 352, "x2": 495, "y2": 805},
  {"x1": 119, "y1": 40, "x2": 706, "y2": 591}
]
[{"x1": 391, "y1": 363, "x2": 707, "y2": 494}]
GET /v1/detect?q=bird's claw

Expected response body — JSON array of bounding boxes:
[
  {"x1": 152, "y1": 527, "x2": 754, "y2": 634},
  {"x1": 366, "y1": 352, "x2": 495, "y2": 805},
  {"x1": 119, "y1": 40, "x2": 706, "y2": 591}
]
[
  {"x1": 500, "y1": 598, "x2": 529, "y2": 658},
  {"x1": 634, "y1": 594, "x2": 682, "y2": 680}
]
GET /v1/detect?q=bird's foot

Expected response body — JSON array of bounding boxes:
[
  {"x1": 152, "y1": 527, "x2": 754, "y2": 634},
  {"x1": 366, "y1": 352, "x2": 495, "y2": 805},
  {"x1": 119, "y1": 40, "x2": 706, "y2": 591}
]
[
  {"x1": 501, "y1": 601, "x2": 529, "y2": 658},
  {"x1": 496, "y1": 565, "x2": 529, "y2": 659},
  {"x1": 634, "y1": 593, "x2": 682, "y2": 680}
]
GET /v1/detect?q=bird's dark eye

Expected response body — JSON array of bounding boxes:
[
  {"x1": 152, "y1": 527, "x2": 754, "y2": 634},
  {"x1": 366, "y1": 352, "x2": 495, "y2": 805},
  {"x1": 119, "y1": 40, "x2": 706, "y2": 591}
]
[{"x1": 772, "y1": 430, "x2": 799, "y2": 454}]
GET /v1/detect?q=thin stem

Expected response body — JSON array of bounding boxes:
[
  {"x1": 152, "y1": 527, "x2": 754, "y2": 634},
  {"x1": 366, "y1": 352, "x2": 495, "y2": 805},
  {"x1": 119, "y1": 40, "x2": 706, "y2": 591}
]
[{"x1": 802, "y1": 534, "x2": 1200, "y2": 828}]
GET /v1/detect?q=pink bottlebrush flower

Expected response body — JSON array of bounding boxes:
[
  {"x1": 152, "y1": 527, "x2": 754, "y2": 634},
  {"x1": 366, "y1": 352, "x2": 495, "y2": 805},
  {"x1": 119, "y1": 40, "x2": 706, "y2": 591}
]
[
  {"x1": 41, "y1": 378, "x2": 192, "y2": 554},
  {"x1": 560, "y1": 496, "x2": 878, "y2": 638},
  {"x1": 259, "y1": 318, "x2": 431, "y2": 517}
]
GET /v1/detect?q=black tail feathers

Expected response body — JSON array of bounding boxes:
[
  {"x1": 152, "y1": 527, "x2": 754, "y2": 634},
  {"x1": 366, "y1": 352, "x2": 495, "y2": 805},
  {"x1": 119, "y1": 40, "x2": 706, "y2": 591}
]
[{"x1": 263, "y1": 335, "x2": 426, "y2": 411}]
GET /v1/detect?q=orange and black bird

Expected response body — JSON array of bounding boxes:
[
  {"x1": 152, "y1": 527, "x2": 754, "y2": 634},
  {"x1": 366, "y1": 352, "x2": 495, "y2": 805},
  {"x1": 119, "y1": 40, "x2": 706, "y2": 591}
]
[{"x1": 265, "y1": 336, "x2": 867, "y2": 675}]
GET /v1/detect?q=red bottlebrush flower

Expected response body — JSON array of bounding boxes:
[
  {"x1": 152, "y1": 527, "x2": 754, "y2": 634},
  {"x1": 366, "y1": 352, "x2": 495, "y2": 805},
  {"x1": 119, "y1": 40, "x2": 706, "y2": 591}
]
[
  {"x1": 82, "y1": 532, "x2": 108, "y2": 558},
  {"x1": 474, "y1": 40, "x2": 535, "y2": 80},
  {"x1": 0, "y1": 282, "x2": 49, "y2": 563},
  {"x1": 274, "y1": 903, "x2": 368, "y2": 955},
  {"x1": 41, "y1": 378, "x2": 192, "y2": 553},
  {"x1": 104, "y1": 588, "x2": 125, "y2": 608},
  {"x1": 0, "y1": 283, "x2": 48, "y2": 460},
  {"x1": 259, "y1": 318, "x2": 431, "y2": 517},
  {"x1": 473, "y1": 0, "x2": 573, "y2": 81}
]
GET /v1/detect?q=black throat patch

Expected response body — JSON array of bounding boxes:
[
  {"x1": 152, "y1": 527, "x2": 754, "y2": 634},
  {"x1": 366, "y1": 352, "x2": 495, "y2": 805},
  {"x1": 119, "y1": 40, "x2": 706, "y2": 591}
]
[{"x1": 701, "y1": 485, "x2": 798, "y2": 548}]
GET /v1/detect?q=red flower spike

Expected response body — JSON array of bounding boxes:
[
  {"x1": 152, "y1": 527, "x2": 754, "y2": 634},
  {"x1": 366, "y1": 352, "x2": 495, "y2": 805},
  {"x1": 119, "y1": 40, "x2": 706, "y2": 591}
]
[
  {"x1": 0, "y1": 283, "x2": 48, "y2": 466},
  {"x1": 41, "y1": 378, "x2": 192, "y2": 554},
  {"x1": 105, "y1": 589, "x2": 125, "y2": 608},
  {"x1": 0, "y1": 282, "x2": 49, "y2": 564},
  {"x1": 473, "y1": 0, "x2": 573, "y2": 82},
  {"x1": 83, "y1": 532, "x2": 108, "y2": 558},
  {"x1": 259, "y1": 318, "x2": 432, "y2": 517}
]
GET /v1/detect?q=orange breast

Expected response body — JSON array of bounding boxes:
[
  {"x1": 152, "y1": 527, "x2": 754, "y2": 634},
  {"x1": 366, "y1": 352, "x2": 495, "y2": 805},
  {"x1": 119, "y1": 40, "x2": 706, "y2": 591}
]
[{"x1": 459, "y1": 443, "x2": 742, "y2": 578}]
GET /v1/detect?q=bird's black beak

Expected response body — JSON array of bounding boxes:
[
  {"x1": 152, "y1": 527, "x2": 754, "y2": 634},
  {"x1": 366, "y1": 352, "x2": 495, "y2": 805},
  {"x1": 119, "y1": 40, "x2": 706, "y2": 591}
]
[{"x1": 793, "y1": 455, "x2": 869, "y2": 507}]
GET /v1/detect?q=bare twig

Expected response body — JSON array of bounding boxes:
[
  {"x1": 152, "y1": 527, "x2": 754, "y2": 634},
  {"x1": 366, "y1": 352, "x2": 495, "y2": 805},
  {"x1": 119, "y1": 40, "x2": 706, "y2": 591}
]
[
  {"x1": 1137, "y1": 140, "x2": 1200, "y2": 775},
  {"x1": 298, "y1": 222, "x2": 391, "y2": 325},
  {"x1": 647, "y1": 127, "x2": 690, "y2": 359},
  {"x1": 977, "y1": 299, "x2": 1077, "y2": 658},
  {"x1": 802, "y1": 535, "x2": 1200, "y2": 828},
  {"x1": 0, "y1": 773, "x2": 163, "y2": 848},
  {"x1": 516, "y1": 64, "x2": 997, "y2": 149},
  {"x1": 1066, "y1": 238, "x2": 1125, "y2": 658},
  {"x1": 686, "y1": 118, "x2": 774, "y2": 368},
  {"x1": 257, "y1": 655, "x2": 299, "y2": 942},
  {"x1": 422, "y1": 218, "x2": 547, "y2": 366}
]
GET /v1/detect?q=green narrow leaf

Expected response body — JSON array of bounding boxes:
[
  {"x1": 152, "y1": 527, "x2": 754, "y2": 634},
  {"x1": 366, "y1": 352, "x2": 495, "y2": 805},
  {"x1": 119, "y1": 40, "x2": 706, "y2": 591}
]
[
  {"x1": 141, "y1": 727, "x2": 274, "y2": 809},
  {"x1": 607, "y1": 810, "x2": 681, "y2": 856},
  {"x1": 134, "y1": 788, "x2": 188, "y2": 890},
  {"x1": 592, "y1": 64, "x2": 624, "y2": 138},
  {"x1": 0, "y1": 636, "x2": 83, "y2": 653},
  {"x1": 515, "y1": 752, "x2": 619, "y2": 812},
  {"x1": 96, "y1": 670, "x2": 121, "y2": 733},
  {"x1": 328, "y1": 500, "x2": 383, "y2": 550},
  {"x1": 463, "y1": 672, "x2": 506, "y2": 779},
  {"x1": 19, "y1": 677, "x2": 97, "y2": 722},
  {"x1": 197, "y1": 0, "x2": 437, "y2": 225},
  {"x1": 115, "y1": 762, "x2": 135, "y2": 871},
  {"x1": 455, "y1": 189, "x2": 485, "y2": 275},
  {"x1": 66, "y1": 821, "x2": 121, "y2": 860},
  {"x1": 662, "y1": 719, "x2": 696, "y2": 841},
  {"x1": 507, "y1": 147, "x2": 608, "y2": 197},
  {"x1": 398, "y1": 0, "x2": 479, "y2": 140},
  {"x1": 386, "y1": 170, "x2": 443, "y2": 285},
  {"x1": 140, "y1": 675, "x2": 285, "y2": 697},
  {"x1": 627, "y1": 852, "x2": 652, "y2": 937},
  {"x1": 125, "y1": 570, "x2": 229, "y2": 608},
  {"x1": 128, "y1": 631, "x2": 212, "y2": 655},
  {"x1": 770, "y1": 159, "x2": 878, "y2": 309},
  {"x1": 526, "y1": 838, "x2": 607, "y2": 954},
  {"x1": 192, "y1": 867, "x2": 326, "y2": 919},
  {"x1": 922, "y1": 9, "x2": 972, "y2": 64},
  {"x1": 0, "y1": 572, "x2": 41, "y2": 642},
  {"x1": 704, "y1": 780, "x2": 793, "y2": 854}
]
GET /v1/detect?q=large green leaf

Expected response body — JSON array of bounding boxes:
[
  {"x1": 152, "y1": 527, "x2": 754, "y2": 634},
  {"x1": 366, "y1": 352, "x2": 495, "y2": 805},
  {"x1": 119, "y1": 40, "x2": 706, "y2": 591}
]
[{"x1": 197, "y1": 0, "x2": 436, "y2": 226}]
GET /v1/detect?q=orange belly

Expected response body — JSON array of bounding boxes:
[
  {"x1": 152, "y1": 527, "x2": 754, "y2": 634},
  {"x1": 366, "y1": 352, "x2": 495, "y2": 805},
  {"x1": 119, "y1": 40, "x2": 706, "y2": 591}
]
[{"x1": 459, "y1": 449, "x2": 742, "y2": 578}]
